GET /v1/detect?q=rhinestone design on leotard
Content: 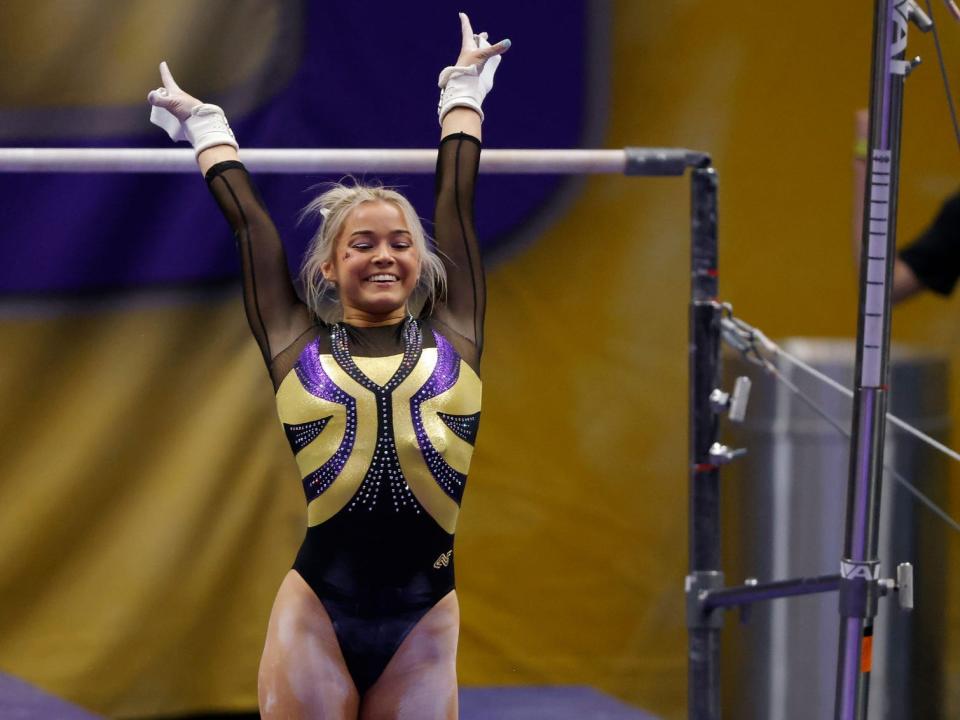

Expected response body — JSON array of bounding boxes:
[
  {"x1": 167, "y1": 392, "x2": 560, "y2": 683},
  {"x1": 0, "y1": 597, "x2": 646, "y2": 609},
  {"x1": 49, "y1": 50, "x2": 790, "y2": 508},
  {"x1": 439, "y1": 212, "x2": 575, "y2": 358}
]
[
  {"x1": 437, "y1": 411, "x2": 481, "y2": 446},
  {"x1": 330, "y1": 318, "x2": 424, "y2": 514},
  {"x1": 283, "y1": 416, "x2": 333, "y2": 453},
  {"x1": 409, "y1": 332, "x2": 469, "y2": 503},
  {"x1": 295, "y1": 345, "x2": 357, "y2": 501}
]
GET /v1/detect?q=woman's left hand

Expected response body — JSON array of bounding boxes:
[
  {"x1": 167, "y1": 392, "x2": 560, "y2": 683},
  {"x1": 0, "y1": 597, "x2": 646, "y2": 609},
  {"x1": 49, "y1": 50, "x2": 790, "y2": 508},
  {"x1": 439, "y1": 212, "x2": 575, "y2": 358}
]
[
  {"x1": 438, "y1": 13, "x2": 510, "y2": 124},
  {"x1": 453, "y1": 12, "x2": 510, "y2": 70}
]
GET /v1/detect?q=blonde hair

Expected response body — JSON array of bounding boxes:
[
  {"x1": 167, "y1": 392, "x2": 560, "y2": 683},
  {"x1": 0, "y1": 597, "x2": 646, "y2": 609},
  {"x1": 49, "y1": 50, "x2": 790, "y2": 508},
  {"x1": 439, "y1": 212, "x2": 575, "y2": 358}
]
[{"x1": 299, "y1": 181, "x2": 447, "y2": 322}]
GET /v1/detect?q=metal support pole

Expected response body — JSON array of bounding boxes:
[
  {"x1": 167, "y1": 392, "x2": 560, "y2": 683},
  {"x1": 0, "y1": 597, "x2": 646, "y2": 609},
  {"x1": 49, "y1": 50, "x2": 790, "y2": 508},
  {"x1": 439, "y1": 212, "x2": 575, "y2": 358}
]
[
  {"x1": 702, "y1": 574, "x2": 841, "y2": 612},
  {"x1": 835, "y1": 1, "x2": 910, "y2": 717},
  {"x1": 687, "y1": 166, "x2": 723, "y2": 720}
]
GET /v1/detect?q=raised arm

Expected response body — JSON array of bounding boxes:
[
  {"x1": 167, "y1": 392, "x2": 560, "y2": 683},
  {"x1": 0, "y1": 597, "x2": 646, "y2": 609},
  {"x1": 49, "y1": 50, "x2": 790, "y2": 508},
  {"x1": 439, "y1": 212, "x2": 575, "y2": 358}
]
[
  {"x1": 147, "y1": 63, "x2": 312, "y2": 368},
  {"x1": 432, "y1": 129, "x2": 483, "y2": 349},
  {"x1": 431, "y1": 14, "x2": 510, "y2": 351},
  {"x1": 203, "y1": 158, "x2": 313, "y2": 366}
]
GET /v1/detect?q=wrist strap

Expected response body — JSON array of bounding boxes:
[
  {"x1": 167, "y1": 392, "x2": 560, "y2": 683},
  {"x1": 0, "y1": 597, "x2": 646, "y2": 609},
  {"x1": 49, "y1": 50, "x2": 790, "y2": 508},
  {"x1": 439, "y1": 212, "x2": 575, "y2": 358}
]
[
  {"x1": 185, "y1": 104, "x2": 239, "y2": 156},
  {"x1": 437, "y1": 67, "x2": 486, "y2": 125}
]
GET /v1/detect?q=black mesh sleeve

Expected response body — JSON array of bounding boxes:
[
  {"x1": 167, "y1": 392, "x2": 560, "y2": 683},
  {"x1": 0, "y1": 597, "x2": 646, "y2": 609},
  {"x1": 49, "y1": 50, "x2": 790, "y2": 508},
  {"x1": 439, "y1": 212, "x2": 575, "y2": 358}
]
[
  {"x1": 899, "y1": 191, "x2": 960, "y2": 296},
  {"x1": 205, "y1": 161, "x2": 314, "y2": 367},
  {"x1": 431, "y1": 133, "x2": 485, "y2": 357}
]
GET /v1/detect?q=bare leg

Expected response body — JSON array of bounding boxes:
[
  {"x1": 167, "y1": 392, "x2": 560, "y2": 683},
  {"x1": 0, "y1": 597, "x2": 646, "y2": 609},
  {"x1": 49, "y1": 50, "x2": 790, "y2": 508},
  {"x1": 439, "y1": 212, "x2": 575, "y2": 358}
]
[
  {"x1": 259, "y1": 570, "x2": 360, "y2": 720},
  {"x1": 359, "y1": 590, "x2": 460, "y2": 720}
]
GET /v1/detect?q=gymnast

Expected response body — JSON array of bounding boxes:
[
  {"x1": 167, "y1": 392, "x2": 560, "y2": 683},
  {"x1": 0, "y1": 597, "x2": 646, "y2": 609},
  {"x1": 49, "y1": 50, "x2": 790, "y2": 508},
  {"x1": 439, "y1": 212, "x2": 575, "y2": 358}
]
[{"x1": 147, "y1": 13, "x2": 510, "y2": 719}]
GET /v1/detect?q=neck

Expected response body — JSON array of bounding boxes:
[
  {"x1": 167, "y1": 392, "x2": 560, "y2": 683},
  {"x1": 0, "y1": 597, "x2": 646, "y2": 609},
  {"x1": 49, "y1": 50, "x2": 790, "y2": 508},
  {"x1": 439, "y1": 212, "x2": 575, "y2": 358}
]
[{"x1": 340, "y1": 307, "x2": 408, "y2": 328}]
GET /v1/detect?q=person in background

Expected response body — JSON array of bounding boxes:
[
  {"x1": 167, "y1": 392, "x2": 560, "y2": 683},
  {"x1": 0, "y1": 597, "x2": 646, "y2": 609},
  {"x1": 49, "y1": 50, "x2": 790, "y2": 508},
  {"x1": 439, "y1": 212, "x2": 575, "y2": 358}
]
[{"x1": 853, "y1": 108, "x2": 960, "y2": 302}]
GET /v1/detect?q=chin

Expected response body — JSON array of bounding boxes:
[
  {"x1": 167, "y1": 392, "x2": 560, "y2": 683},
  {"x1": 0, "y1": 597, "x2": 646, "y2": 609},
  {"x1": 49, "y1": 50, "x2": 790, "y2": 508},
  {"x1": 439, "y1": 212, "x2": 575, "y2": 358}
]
[{"x1": 357, "y1": 294, "x2": 410, "y2": 316}]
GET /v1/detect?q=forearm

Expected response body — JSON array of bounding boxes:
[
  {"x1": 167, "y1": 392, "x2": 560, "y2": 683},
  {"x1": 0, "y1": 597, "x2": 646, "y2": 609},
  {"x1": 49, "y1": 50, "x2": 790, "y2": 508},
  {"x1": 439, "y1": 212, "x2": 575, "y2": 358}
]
[
  {"x1": 853, "y1": 154, "x2": 923, "y2": 302},
  {"x1": 441, "y1": 107, "x2": 482, "y2": 142},
  {"x1": 198, "y1": 144, "x2": 240, "y2": 176},
  {"x1": 891, "y1": 259, "x2": 923, "y2": 302}
]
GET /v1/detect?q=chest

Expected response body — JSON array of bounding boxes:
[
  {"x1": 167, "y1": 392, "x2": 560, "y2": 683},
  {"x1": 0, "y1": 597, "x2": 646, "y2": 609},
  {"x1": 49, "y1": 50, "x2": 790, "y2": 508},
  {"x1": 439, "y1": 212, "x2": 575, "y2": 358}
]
[{"x1": 275, "y1": 330, "x2": 481, "y2": 481}]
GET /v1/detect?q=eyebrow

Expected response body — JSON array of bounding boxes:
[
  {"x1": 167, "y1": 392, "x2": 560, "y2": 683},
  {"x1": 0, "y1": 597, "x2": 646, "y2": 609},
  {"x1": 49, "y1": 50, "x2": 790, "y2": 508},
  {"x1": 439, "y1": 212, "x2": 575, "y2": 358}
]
[{"x1": 348, "y1": 229, "x2": 412, "y2": 237}]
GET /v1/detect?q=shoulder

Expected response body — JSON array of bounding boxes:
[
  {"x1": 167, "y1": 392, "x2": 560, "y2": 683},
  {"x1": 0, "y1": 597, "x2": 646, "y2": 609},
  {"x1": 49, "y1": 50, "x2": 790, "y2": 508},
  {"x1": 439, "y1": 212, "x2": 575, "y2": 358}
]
[{"x1": 421, "y1": 316, "x2": 481, "y2": 378}]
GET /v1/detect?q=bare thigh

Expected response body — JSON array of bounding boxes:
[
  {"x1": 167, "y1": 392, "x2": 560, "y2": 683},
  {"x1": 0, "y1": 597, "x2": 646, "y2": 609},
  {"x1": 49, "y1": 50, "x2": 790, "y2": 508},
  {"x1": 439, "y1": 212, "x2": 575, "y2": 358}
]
[
  {"x1": 359, "y1": 590, "x2": 460, "y2": 720},
  {"x1": 259, "y1": 570, "x2": 360, "y2": 720}
]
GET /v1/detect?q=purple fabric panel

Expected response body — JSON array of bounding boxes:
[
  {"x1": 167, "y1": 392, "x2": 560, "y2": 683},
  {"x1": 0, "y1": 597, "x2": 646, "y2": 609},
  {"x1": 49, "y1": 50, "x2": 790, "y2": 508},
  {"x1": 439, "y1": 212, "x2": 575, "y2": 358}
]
[
  {"x1": 0, "y1": 1, "x2": 596, "y2": 294},
  {"x1": 294, "y1": 340, "x2": 356, "y2": 500},
  {"x1": 410, "y1": 331, "x2": 467, "y2": 502}
]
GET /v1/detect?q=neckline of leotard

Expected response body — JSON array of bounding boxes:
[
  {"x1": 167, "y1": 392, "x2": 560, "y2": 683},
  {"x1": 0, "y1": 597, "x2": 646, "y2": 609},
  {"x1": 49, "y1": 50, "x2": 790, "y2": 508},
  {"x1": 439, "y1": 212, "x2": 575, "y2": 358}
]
[{"x1": 330, "y1": 315, "x2": 423, "y2": 392}]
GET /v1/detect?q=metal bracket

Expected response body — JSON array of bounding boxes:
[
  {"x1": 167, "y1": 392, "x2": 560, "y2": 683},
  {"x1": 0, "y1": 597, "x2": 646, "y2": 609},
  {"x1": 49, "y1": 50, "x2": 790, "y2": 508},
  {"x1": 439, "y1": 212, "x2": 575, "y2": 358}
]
[
  {"x1": 878, "y1": 562, "x2": 914, "y2": 611},
  {"x1": 839, "y1": 558, "x2": 882, "y2": 619},
  {"x1": 709, "y1": 376, "x2": 752, "y2": 422},
  {"x1": 906, "y1": 1, "x2": 933, "y2": 31},
  {"x1": 624, "y1": 147, "x2": 711, "y2": 176},
  {"x1": 708, "y1": 442, "x2": 747, "y2": 465},
  {"x1": 685, "y1": 571, "x2": 725, "y2": 630},
  {"x1": 739, "y1": 577, "x2": 758, "y2": 624}
]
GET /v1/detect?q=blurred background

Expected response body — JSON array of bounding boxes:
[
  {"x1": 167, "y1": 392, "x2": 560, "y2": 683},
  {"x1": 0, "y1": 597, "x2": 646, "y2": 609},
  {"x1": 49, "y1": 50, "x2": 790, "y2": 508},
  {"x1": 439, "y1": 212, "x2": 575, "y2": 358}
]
[{"x1": 1, "y1": 1, "x2": 959, "y2": 718}]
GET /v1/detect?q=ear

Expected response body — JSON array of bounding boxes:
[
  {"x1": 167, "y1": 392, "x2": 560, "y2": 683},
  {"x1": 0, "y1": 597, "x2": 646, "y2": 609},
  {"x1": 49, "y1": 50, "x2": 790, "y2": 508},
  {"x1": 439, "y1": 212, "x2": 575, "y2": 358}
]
[{"x1": 320, "y1": 259, "x2": 335, "y2": 283}]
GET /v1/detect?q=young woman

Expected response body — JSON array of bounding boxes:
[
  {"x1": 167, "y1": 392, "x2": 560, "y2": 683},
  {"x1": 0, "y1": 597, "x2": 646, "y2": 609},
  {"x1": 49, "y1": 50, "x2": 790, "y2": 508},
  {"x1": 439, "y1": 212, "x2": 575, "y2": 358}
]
[{"x1": 147, "y1": 13, "x2": 509, "y2": 719}]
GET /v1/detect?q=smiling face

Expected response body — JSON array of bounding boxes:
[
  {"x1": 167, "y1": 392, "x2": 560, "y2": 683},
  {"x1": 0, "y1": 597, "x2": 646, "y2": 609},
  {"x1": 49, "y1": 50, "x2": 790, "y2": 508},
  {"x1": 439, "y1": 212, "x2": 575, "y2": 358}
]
[{"x1": 321, "y1": 200, "x2": 421, "y2": 325}]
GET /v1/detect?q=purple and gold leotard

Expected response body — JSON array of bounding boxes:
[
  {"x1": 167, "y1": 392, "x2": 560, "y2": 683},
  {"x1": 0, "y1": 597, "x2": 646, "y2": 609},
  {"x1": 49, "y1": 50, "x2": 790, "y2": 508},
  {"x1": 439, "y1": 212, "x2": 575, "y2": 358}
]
[{"x1": 205, "y1": 133, "x2": 484, "y2": 692}]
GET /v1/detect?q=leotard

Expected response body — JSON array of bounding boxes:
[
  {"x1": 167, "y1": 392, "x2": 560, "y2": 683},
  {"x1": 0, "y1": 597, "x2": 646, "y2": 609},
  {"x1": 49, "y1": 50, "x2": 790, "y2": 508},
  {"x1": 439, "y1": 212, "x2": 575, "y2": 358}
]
[{"x1": 204, "y1": 133, "x2": 484, "y2": 692}]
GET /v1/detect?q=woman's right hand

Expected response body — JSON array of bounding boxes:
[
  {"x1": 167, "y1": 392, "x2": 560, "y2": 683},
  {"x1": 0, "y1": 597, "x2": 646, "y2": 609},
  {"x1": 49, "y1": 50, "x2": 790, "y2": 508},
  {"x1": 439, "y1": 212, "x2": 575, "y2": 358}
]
[
  {"x1": 147, "y1": 61, "x2": 202, "y2": 122},
  {"x1": 147, "y1": 61, "x2": 238, "y2": 159}
]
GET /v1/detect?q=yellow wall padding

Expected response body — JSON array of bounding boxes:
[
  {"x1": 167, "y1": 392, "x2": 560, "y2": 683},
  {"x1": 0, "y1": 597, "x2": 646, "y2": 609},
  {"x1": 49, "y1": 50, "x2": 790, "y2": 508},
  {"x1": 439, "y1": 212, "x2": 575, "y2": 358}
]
[{"x1": 0, "y1": 295, "x2": 305, "y2": 717}]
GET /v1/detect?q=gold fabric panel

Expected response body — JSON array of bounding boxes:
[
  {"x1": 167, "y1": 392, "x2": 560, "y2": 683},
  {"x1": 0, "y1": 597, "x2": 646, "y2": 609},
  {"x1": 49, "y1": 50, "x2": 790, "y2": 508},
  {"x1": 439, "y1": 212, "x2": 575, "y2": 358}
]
[
  {"x1": 418, "y1": 361, "x2": 482, "y2": 475},
  {"x1": 392, "y1": 349, "x2": 460, "y2": 534},
  {"x1": 277, "y1": 354, "x2": 378, "y2": 528},
  {"x1": 276, "y1": 346, "x2": 479, "y2": 535},
  {"x1": 353, "y1": 354, "x2": 402, "y2": 386},
  {"x1": 275, "y1": 369, "x2": 344, "y2": 483}
]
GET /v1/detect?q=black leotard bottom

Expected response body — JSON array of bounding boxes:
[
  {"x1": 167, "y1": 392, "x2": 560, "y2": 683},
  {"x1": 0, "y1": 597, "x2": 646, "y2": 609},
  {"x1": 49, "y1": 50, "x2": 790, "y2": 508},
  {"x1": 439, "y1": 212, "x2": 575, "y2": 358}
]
[{"x1": 292, "y1": 509, "x2": 456, "y2": 693}]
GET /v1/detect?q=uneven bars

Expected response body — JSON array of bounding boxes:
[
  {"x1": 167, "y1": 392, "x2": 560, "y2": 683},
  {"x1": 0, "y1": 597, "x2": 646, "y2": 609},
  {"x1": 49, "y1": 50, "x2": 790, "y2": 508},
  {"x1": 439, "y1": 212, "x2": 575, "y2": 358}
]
[{"x1": 0, "y1": 147, "x2": 708, "y2": 176}]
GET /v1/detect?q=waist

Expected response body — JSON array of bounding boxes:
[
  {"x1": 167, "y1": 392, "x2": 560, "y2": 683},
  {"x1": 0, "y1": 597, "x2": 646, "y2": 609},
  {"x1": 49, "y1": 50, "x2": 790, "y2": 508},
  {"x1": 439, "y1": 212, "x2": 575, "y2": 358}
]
[{"x1": 294, "y1": 513, "x2": 455, "y2": 612}]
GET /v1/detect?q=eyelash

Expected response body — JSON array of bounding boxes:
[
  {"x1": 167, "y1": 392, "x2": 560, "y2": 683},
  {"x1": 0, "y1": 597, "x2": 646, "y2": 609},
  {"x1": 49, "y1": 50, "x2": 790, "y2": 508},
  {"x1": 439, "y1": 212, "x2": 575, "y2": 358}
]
[{"x1": 350, "y1": 242, "x2": 411, "y2": 250}]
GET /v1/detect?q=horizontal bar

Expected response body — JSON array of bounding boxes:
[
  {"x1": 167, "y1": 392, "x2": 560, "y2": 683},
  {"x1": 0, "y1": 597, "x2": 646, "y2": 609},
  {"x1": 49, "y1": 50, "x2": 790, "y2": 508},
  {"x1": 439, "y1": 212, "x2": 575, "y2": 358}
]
[
  {"x1": 701, "y1": 574, "x2": 841, "y2": 611},
  {"x1": 0, "y1": 147, "x2": 707, "y2": 176}
]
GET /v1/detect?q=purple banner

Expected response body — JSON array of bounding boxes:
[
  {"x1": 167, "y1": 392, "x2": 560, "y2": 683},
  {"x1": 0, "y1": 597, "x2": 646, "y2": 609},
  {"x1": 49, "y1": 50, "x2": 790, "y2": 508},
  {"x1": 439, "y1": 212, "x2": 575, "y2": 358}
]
[{"x1": 0, "y1": 1, "x2": 608, "y2": 294}]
